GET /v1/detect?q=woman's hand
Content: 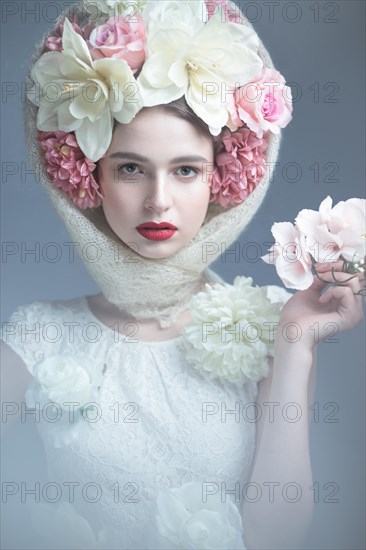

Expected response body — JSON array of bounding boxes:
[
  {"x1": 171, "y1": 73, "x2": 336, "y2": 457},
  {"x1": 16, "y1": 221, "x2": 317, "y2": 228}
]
[{"x1": 277, "y1": 260, "x2": 365, "y2": 351}]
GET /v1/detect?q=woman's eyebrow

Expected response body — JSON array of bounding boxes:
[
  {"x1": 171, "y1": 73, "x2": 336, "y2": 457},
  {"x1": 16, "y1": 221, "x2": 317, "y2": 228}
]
[
  {"x1": 109, "y1": 152, "x2": 148, "y2": 161},
  {"x1": 108, "y1": 152, "x2": 211, "y2": 163},
  {"x1": 171, "y1": 155, "x2": 211, "y2": 164}
]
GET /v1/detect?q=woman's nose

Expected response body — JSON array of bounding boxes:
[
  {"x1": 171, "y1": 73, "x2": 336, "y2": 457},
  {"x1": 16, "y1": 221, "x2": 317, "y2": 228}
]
[{"x1": 143, "y1": 175, "x2": 173, "y2": 213}]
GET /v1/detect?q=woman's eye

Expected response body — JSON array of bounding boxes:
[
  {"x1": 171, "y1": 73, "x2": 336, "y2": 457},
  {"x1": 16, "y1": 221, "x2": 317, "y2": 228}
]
[
  {"x1": 176, "y1": 166, "x2": 199, "y2": 178},
  {"x1": 117, "y1": 163, "x2": 142, "y2": 176}
]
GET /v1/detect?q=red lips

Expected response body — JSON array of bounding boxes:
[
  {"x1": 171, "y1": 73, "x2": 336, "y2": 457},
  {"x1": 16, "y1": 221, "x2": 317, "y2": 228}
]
[
  {"x1": 136, "y1": 221, "x2": 177, "y2": 241},
  {"x1": 137, "y1": 222, "x2": 177, "y2": 230}
]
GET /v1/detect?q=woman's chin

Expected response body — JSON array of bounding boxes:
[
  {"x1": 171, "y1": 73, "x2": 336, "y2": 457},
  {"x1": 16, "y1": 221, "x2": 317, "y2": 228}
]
[{"x1": 124, "y1": 239, "x2": 181, "y2": 260}]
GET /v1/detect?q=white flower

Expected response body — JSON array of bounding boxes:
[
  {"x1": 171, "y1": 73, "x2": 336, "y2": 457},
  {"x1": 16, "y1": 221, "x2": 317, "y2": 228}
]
[
  {"x1": 84, "y1": 0, "x2": 147, "y2": 18},
  {"x1": 26, "y1": 500, "x2": 109, "y2": 549},
  {"x1": 143, "y1": 0, "x2": 207, "y2": 36},
  {"x1": 180, "y1": 276, "x2": 285, "y2": 386},
  {"x1": 25, "y1": 353, "x2": 107, "y2": 411},
  {"x1": 148, "y1": 481, "x2": 245, "y2": 549},
  {"x1": 262, "y1": 196, "x2": 366, "y2": 290},
  {"x1": 262, "y1": 222, "x2": 314, "y2": 290},
  {"x1": 27, "y1": 18, "x2": 143, "y2": 161},
  {"x1": 295, "y1": 196, "x2": 366, "y2": 263},
  {"x1": 137, "y1": 12, "x2": 263, "y2": 135}
]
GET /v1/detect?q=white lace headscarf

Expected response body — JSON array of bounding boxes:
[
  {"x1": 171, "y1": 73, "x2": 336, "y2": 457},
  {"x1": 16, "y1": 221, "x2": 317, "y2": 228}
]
[{"x1": 24, "y1": 1, "x2": 282, "y2": 328}]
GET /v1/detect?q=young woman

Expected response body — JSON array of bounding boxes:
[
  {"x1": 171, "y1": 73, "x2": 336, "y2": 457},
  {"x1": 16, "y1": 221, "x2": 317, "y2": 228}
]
[{"x1": 1, "y1": 1, "x2": 364, "y2": 549}]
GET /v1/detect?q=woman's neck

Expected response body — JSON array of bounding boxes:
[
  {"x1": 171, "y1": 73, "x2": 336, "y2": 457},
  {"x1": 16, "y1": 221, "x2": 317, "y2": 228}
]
[{"x1": 86, "y1": 293, "x2": 192, "y2": 342}]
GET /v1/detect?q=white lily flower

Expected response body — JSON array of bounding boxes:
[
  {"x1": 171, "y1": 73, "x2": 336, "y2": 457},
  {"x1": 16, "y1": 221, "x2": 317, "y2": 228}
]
[
  {"x1": 143, "y1": 0, "x2": 207, "y2": 37},
  {"x1": 28, "y1": 18, "x2": 143, "y2": 161},
  {"x1": 137, "y1": 12, "x2": 263, "y2": 134}
]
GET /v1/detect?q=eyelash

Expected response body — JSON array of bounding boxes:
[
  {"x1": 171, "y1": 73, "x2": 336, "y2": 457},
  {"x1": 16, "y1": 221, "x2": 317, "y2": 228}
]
[
  {"x1": 116, "y1": 163, "x2": 200, "y2": 179},
  {"x1": 176, "y1": 166, "x2": 199, "y2": 178},
  {"x1": 117, "y1": 163, "x2": 142, "y2": 176}
]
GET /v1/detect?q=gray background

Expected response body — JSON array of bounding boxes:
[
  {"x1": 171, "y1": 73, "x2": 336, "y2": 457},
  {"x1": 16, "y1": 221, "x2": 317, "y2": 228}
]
[{"x1": 1, "y1": 1, "x2": 365, "y2": 548}]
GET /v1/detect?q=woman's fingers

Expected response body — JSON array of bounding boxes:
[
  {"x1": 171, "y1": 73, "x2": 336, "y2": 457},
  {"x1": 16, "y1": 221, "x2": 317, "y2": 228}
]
[
  {"x1": 315, "y1": 260, "x2": 344, "y2": 273},
  {"x1": 317, "y1": 266, "x2": 364, "y2": 321},
  {"x1": 318, "y1": 285, "x2": 364, "y2": 328},
  {"x1": 314, "y1": 261, "x2": 366, "y2": 287},
  {"x1": 315, "y1": 269, "x2": 359, "y2": 286}
]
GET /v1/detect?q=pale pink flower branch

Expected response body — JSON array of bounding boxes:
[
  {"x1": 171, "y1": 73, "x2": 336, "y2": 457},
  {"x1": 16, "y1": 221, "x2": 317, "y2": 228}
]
[{"x1": 262, "y1": 196, "x2": 366, "y2": 293}]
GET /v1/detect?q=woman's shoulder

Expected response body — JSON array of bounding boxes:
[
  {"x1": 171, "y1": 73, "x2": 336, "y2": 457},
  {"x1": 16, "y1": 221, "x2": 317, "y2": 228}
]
[
  {"x1": 1, "y1": 295, "x2": 92, "y2": 336},
  {"x1": 2, "y1": 295, "x2": 88, "y2": 319},
  {"x1": 0, "y1": 295, "x2": 96, "y2": 375}
]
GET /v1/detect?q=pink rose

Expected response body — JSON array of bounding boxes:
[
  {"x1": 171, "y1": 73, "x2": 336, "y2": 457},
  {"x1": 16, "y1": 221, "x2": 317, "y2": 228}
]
[
  {"x1": 209, "y1": 127, "x2": 268, "y2": 207},
  {"x1": 89, "y1": 15, "x2": 147, "y2": 74},
  {"x1": 38, "y1": 131, "x2": 103, "y2": 210},
  {"x1": 262, "y1": 222, "x2": 314, "y2": 290},
  {"x1": 296, "y1": 196, "x2": 366, "y2": 263},
  {"x1": 233, "y1": 68, "x2": 293, "y2": 138}
]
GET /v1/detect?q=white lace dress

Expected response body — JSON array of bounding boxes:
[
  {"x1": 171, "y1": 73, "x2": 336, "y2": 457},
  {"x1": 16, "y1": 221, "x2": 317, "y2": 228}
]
[{"x1": 2, "y1": 288, "x2": 283, "y2": 549}]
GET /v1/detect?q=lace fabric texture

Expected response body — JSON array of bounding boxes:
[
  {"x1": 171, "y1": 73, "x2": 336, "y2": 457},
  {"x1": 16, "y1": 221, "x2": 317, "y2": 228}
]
[{"x1": 1, "y1": 295, "x2": 260, "y2": 549}]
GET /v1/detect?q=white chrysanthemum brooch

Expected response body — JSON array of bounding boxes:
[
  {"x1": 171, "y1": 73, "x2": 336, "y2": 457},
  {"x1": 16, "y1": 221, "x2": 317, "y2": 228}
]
[{"x1": 180, "y1": 276, "x2": 291, "y2": 387}]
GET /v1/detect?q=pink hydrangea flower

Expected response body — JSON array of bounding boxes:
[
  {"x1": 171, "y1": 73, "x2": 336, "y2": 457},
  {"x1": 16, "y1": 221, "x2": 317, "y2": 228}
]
[
  {"x1": 210, "y1": 127, "x2": 269, "y2": 207},
  {"x1": 44, "y1": 18, "x2": 84, "y2": 52},
  {"x1": 38, "y1": 131, "x2": 103, "y2": 210},
  {"x1": 232, "y1": 68, "x2": 293, "y2": 138},
  {"x1": 205, "y1": 0, "x2": 245, "y2": 23},
  {"x1": 88, "y1": 15, "x2": 147, "y2": 74}
]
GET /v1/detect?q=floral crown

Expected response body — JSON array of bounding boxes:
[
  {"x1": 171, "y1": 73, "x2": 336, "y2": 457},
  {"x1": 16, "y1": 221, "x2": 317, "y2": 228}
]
[{"x1": 27, "y1": 0, "x2": 293, "y2": 210}]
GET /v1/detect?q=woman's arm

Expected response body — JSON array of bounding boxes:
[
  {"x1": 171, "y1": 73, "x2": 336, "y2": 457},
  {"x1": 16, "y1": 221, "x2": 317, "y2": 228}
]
[
  {"x1": 242, "y1": 262, "x2": 364, "y2": 549},
  {"x1": 242, "y1": 340, "x2": 314, "y2": 550}
]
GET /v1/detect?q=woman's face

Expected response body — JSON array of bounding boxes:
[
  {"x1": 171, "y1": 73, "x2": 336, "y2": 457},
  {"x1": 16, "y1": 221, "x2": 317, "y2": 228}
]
[{"x1": 98, "y1": 107, "x2": 214, "y2": 259}]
